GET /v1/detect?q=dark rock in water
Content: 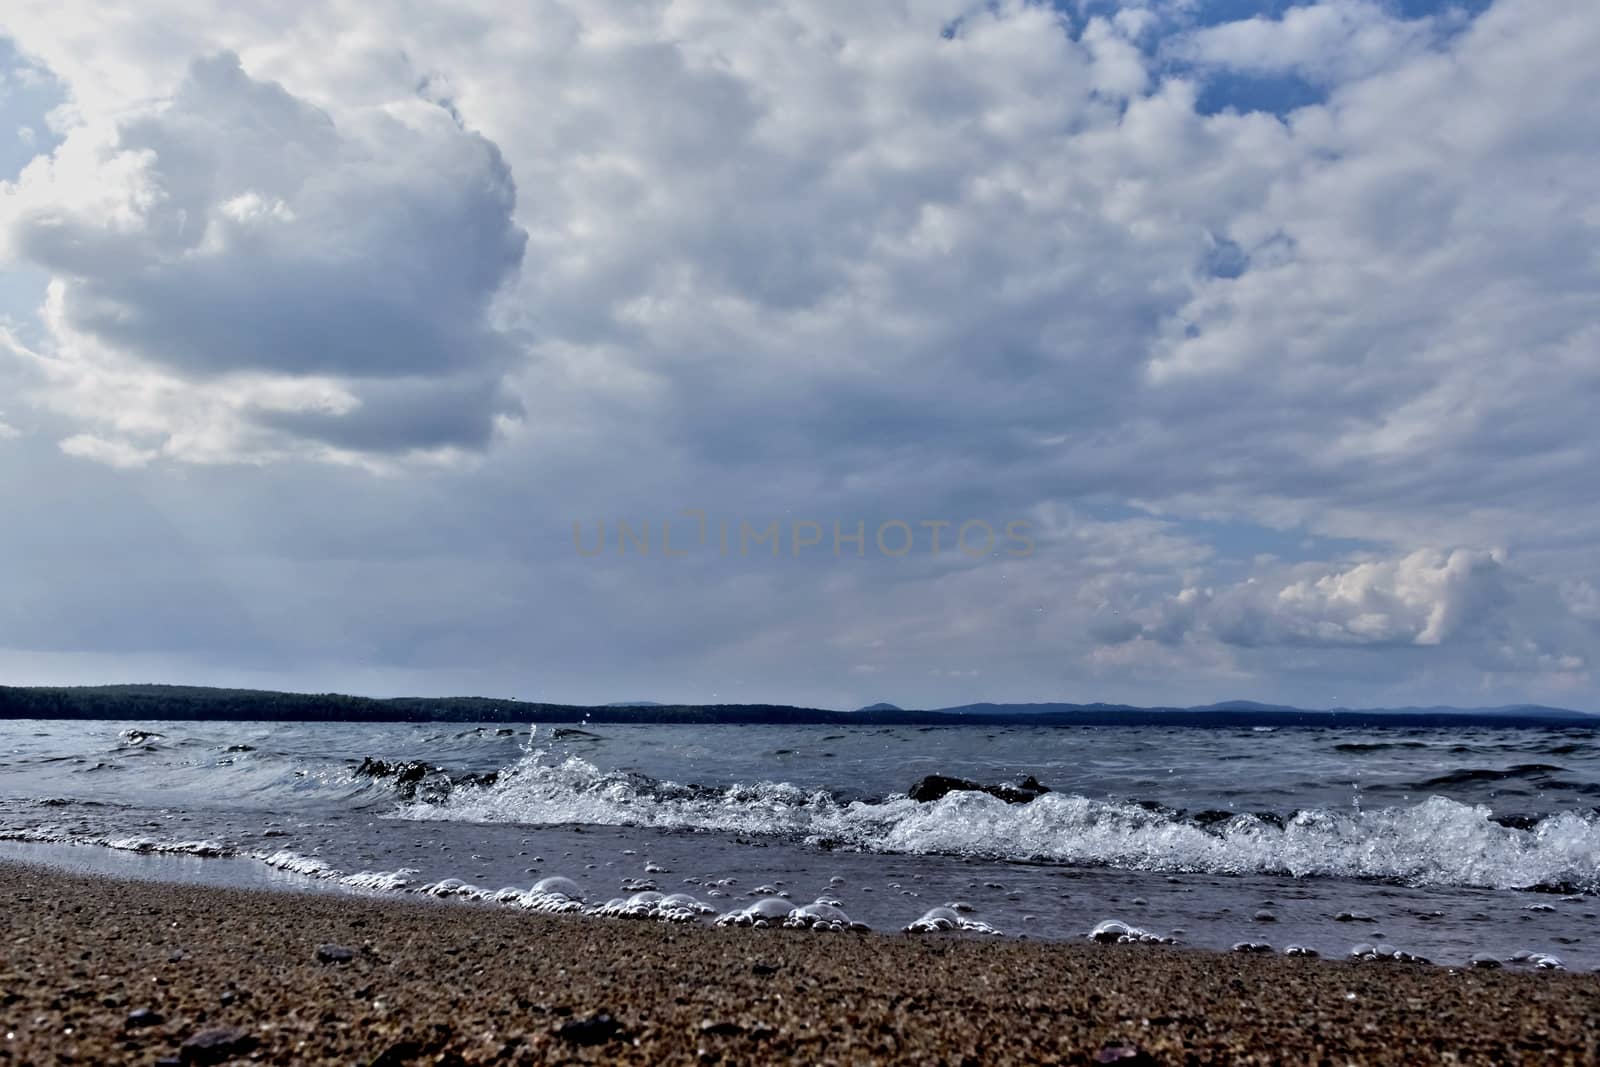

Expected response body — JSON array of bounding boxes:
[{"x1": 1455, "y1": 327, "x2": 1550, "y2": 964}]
[
  {"x1": 554, "y1": 1013, "x2": 624, "y2": 1046},
  {"x1": 125, "y1": 1008, "x2": 164, "y2": 1028},
  {"x1": 224, "y1": 744, "x2": 254, "y2": 753},
  {"x1": 552, "y1": 727, "x2": 602, "y2": 740},
  {"x1": 907, "y1": 774, "x2": 1051, "y2": 804},
  {"x1": 1491, "y1": 813, "x2": 1541, "y2": 831},
  {"x1": 355, "y1": 757, "x2": 433, "y2": 784},
  {"x1": 908, "y1": 774, "x2": 980, "y2": 802},
  {"x1": 179, "y1": 1026, "x2": 257, "y2": 1064},
  {"x1": 315, "y1": 943, "x2": 355, "y2": 964},
  {"x1": 354, "y1": 757, "x2": 453, "y2": 801}
]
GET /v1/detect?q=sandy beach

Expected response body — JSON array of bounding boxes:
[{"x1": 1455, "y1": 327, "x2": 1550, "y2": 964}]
[{"x1": 0, "y1": 859, "x2": 1596, "y2": 1065}]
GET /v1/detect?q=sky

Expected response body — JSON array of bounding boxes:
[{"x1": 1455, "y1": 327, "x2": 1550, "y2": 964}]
[{"x1": 0, "y1": 0, "x2": 1596, "y2": 711}]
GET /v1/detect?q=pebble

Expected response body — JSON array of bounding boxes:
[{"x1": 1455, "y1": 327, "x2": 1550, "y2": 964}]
[
  {"x1": 179, "y1": 1026, "x2": 257, "y2": 1065},
  {"x1": 555, "y1": 1013, "x2": 624, "y2": 1046},
  {"x1": 315, "y1": 943, "x2": 355, "y2": 964}
]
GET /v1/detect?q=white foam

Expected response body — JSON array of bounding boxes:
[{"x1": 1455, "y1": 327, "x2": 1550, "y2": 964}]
[
  {"x1": 256, "y1": 849, "x2": 337, "y2": 878},
  {"x1": 399, "y1": 751, "x2": 1600, "y2": 892},
  {"x1": 103, "y1": 836, "x2": 232, "y2": 858},
  {"x1": 1088, "y1": 919, "x2": 1173, "y2": 944},
  {"x1": 339, "y1": 868, "x2": 419, "y2": 892}
]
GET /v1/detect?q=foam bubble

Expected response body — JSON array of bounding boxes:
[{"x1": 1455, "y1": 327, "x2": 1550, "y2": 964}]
[
  {"x1": 906, "y1": 907, "x2": 1002, "y2": 935},
  {"x1": 1232, "y1": 941, "x2": 1274, "y2": 954},
  {"x1": 714, "y1": 897, "x2": 797, "y2": 928},
  {"x1": 782, "y1": 902, "x2": 859, "y2": 932},
  {"x1": 589, "y1": 891, "x2": 709, "y2": 922},
  {"x1": 531, "y1": 875, "x2": 583, "y2": 899},
  {"x1": 1088, "y1": 919, "x2": 1174, "y2": 945}
]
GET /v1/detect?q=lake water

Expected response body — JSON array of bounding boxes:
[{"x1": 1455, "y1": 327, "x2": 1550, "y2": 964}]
[{"x1": 2, "y1": 719, "x2": 1597, "y2": 968}]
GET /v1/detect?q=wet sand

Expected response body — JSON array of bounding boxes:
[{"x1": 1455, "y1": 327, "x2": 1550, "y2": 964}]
[{"x1": 2, "y1": 859, "x2": 1597, "y2": 1065}]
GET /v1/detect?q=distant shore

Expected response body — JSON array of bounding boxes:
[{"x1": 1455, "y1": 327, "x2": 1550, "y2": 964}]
[
  {"x1": 4, "y1": 859, "x2": 1597, "y2": 1065},
  {"x1": 2, "y1": 682, "x2": 1594, "y2": 728}
]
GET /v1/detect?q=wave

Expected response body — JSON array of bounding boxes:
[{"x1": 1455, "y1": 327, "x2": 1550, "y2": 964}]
[
  {"x1": 1333, "y1": 741, "x2": 1431, "y2": 753},
  {"x1": 397, "y1": 750, "x2": 1600, "y2": 893},
  {"x1": 1413, "y1": 764, "x2": 1566, "y2": 788}
]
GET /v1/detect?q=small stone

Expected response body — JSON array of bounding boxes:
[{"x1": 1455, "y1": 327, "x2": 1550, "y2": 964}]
[
  {"x1": 179, "y1": 1026, "x2": 257, "y2": 1064},
  {"x1": 554, "y1": 1013, "x2": 624, "y2": 1046},
  {"x1": 751, "y1": 962, "x2": 779, "y2": 976},
  {"x1": 315, "y1": 943, "x2": 355, "y2": 964},
  {"x1": 1095, "y1": 1044, "x2": 1159, "y2": 1065},
  {"x1": 125, "y1": 1008, "x2": 164, "y2": 1028}
]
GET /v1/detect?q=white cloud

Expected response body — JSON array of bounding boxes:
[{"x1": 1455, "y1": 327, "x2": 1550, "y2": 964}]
[
  {"x1": 2, "y1": 51, "x2": 526, "y2": 465},
  {"x1": 1170, "y1": 0, "x2": 1447, "y2": 84},
  {"x1": 58, "y1": 432, "x2": 156, "y2": 468},
  {"x1": 1123, "y1": 549, "x2": 1596, "y2": 684}
]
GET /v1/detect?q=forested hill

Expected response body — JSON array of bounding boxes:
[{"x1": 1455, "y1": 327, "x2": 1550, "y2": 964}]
[{"x1": 0, "y1": 684, "x2": 1594, "y2": 729}]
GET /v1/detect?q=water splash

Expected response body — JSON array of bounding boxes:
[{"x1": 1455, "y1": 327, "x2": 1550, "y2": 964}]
[{"x1": 398, "y1": 750, "x2": 1600, "y2": 892}]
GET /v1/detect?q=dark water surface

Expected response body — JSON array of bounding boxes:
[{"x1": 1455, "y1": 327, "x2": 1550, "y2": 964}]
[{"x1": 3, "y1": 720, "x2": 1596, "y2": 968}]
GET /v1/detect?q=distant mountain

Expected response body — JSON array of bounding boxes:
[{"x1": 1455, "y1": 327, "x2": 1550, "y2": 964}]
[
  {"x1": 604, "y1": 701, "x2": 664, "y2": 708},
  {"x1": 1190, "y1": 699, "x2": 1594, "y2": 720},
  {"x1": 1187, "y1": 700, "x2": 1302, "y2": 713},
  {"x1": 931, "y1": 700, "x2": 1595, "y2": 728},
  {"x1": 0, "y1": 684, "x2": 1591, "y2": 729}
]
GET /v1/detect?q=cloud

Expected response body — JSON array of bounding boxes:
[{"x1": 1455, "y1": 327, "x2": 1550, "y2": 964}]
[
  {"x1": 1, "y1": 51, "x2": 526, "y2": 465},
  {"x1": 1170, "y1": 0, "x2": 1447, "y2": 85},
  {"x1": 57, "y1": 432, "x2": 155, "y2": 468},
  {"x1": 1123, "y1": 549, "x2": 1596, "y2": 682},
  {"x1": 0, "y1": 1, "x2": 1595, "y2": 706}
]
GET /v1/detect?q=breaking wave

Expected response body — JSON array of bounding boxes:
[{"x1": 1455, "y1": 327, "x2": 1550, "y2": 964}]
[{"x1": 398, "y1": 750, "x2": 1600, "y2": 893}]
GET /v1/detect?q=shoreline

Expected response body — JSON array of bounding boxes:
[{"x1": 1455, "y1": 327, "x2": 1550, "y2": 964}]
[{"x1": 4, "y1": 859, "x2": 1599, "y2": 1064}]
